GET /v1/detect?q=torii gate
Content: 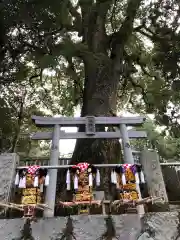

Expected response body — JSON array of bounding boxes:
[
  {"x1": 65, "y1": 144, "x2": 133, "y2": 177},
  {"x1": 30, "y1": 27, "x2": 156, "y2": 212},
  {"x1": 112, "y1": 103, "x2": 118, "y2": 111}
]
[{"x1": 31, "y1": 115, "x2": 146, "y2": 217}]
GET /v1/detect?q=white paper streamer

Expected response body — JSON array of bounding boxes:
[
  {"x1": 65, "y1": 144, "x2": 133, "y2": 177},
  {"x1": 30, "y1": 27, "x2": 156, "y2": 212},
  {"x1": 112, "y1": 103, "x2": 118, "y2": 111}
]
[
  {"x1": 140, "y1": 171, "x2": 145, "y2": 183},
  {"x1": 34, "y1": 176, "x2": 39, "y2": 187},
  {"x1": 121, "y1": 173, "x2": 126, "y2": 185},
  {"x1": 66, "y1": 170, "x2": 71, "y2": 190},
  {"x1": 114, "y1": 171, "x2": 117, "y2": 184},
  {"x1": 74, "y1": 175, "x2": 78, "y2": 189},
  {"x1": 15, "y1": 172, "x2": 19, "y2": 185},
  {"x1": 135, "y1": 172, "x2": 140, "y2": 184},
  {"x1": 111, "y1": 170, "x2": 117, "y2": 184},
  {"x1": 19, "y1": 177, "x2": 26, "y2": 188},
  {"x1": 96, "y1": 169, "x2": 100, "y2": 186},
  {"x1": 45, "y1": 173, "x2": 50, "y2": 186},
  {"x1": 89, "y1": 173, "x2": 93, "y2": 187}
]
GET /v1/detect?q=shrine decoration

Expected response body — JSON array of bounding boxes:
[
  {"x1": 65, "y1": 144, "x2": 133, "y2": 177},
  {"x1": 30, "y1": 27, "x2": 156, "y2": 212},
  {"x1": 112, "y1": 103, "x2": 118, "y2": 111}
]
[
  {"x1": 14, "y1": 165, "x2": 49, "y2": 217},
  {"x1": 112, "y1": 164, "x2": 145, "y2": 201},
  {"x1": 65, "y1": 162, "x2": 100, "y2": 202}
]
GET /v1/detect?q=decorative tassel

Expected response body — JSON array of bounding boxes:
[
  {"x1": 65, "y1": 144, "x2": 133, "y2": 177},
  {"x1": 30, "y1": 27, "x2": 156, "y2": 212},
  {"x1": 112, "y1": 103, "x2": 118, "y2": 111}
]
[
  {"x1": 89, "y1": 173, "x2": 93, "y2": 187},
  {"x1": 15, "y1": 172, "x2": 19, "y2": 185},
  {"x1": 140, "y1": 171, "x2": 145, "y2": 183},
  {"x1": 96, "y1": 169, "x2": 100, "y2": 186},
  {"x1": 74, "y1": 174, "x2": 78, "y2": 189},
  {"x1": 34, "y1": 176, "x2": 39, "y2": 187},
  {"x1": 121, "y1": 173, "x2": 126, "y2": 185},
  {"x1": 135, "y1": 172, "x2": 140, "y2": 184},
  {"x1": 45, "y1": 173, "x2": 49, "y2": 186},
  {"x1": 19, "y1": 176, "x2": 26, "y2": 188},
  {"x1": 66, "y1": 169, "x2": 71, "y2": 190}
]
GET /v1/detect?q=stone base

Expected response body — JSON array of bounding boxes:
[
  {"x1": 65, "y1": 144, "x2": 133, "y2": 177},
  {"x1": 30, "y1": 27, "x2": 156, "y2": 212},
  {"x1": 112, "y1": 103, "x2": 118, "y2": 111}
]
[
  {"x1": 147, "y1": 202, "x2": 170, "y2": 212},
  {"x1": 0, "y1": 212, "x2": 180, "y2": 239}
]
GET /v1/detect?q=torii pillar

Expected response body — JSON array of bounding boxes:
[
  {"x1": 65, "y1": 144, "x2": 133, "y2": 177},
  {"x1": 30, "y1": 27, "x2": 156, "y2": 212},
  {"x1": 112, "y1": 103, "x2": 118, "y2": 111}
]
[
  {"x1": 120, "y1": 123, "x2": 145, "y2": 215},
  {"x1": 44, "y1": 125, "x2": 60, "y2": 217}
]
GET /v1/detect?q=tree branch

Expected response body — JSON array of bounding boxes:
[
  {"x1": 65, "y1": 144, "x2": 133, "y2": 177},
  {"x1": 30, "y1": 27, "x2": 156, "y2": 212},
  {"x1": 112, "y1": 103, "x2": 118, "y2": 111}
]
[
  {"x1": 66, "y1": 56, "x2": 83, "y2": 106},
  {"x1": 67, "y1": 0, "x2": 82, "y2": 36},
  {"x1": 128, "y1": 76, "x2": 149, "y2": 105},
  {"x1": 110, "y1": 0, "x2": 142, "y2": 46},
  {"x1": 23, "y1": 38, "x2": 89, "y2": 61}
]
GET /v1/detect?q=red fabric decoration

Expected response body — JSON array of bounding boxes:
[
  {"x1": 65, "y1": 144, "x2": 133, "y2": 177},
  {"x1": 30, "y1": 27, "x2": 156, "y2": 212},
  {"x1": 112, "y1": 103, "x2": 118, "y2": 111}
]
[
  {"x1": 73, "y1": 162, "x2": 89, "y2": 172},
  {"x1": 123, "y1": 164, "x2": 131, "y2": 169},
  {"x1": 27, "y1": 165, "x2": 40, "y2": 175}
]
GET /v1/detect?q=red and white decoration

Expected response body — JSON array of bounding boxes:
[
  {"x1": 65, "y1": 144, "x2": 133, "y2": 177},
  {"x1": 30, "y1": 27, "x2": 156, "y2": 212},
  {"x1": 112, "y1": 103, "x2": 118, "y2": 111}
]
[
  {"x1": 27, "y1": 165, "x2": 40, "y2": 175},
  {"x1": 66, "y1": 162, "x2": 101, "y2": 190},
  {"x1": 15, "y1": 165, "x2": 49, "y2": 188},
  {"x1": 111, "y1": 164, "x2": 145, "y2": 186}
]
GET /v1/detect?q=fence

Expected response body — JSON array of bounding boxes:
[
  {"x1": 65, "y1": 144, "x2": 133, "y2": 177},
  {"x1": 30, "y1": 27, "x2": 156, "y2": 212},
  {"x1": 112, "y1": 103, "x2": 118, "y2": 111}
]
[
  {"x1": 19, "y1": 153, "x2": 180, "y2": 204},
  {"x1": 19, "y1": 151, "x2": 141, "y2": 166}
]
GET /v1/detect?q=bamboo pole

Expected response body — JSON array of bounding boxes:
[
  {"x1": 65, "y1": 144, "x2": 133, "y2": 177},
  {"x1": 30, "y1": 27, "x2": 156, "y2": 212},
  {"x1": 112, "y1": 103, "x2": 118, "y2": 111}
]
[
  {"x1": 37, "y1": 203, "x2": 52, "y2": 209},
  {"x1": 10, "y1": 203, "x2": 49, "y2": 211},
  {"x1": 17, "y1": 163, "x2": 141, "y2": 170},
  {"x1": 58, "y1": 196, "x2": 163, "y2": 208},
  {"x1": 0, "y1": 202, "x2": 23, "y2": 211},
  {"x1": 112, "y1": 196, "x2": 163, "y2": 206},
  {"x1": 18, "y1": 204, "x2": 44, "y2": 211},
  {"x1": 59, "y1": 200, "x2": 102, "y2": 207}
]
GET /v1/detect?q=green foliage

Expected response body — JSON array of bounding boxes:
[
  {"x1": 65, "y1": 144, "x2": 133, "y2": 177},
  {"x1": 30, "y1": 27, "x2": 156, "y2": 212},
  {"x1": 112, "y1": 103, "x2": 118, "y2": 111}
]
[
  {"x1": 131, "y1": 118, "x2": 180, "y2": 160},
  {"x1": 1, "y1": 0, "x2": 180, "y2": 159}
]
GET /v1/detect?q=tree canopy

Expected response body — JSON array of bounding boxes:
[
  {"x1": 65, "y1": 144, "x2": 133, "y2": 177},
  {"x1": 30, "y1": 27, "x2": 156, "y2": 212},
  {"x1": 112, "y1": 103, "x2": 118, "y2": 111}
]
[{"x1": 1, "y1": 0, "x2": 180, "y2": 160}]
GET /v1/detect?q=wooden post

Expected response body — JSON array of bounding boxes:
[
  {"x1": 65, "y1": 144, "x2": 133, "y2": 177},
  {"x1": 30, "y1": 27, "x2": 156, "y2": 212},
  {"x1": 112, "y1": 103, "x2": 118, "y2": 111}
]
[
  {"x1": 140, "y1": 150, "x2": 169, "y2": 211},
  {"x1": 44, "y1": 125, "x2": 60, "y2": 217}
]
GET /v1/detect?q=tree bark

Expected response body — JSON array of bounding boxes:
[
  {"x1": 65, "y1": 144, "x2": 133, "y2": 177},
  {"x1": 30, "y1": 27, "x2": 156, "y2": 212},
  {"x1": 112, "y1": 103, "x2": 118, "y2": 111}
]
[
  {"x1": 71, "y1": 57, "x2": 122, "y2": 200},
  {"x1": 72, "y1": 56, "x2": 122, "y2": 162},
  {"x1": 11, "y1": 99, "x2": 24, "y2": 153}
]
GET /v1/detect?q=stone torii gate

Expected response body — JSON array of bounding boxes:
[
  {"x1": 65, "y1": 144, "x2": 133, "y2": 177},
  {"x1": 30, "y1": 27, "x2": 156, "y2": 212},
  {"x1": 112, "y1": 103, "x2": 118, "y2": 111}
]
[{"x1": 31, "y1": 115, "x2": 146, "y2": 217}]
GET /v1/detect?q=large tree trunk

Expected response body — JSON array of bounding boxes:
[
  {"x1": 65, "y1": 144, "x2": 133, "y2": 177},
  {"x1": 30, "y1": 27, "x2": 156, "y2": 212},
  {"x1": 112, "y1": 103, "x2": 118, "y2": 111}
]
[
  {"x1": 71, "y1": 57, "x2": 122, "y2": 200},
  {"x1": 72, "y1": 56, "x2": 122, "y2": 163},
  {"x1": 70, "y1": 0, "x2": 142, "y2": 166},
  {"x1": 58, "y1": 0, "x2": 142, "y2": 201}
]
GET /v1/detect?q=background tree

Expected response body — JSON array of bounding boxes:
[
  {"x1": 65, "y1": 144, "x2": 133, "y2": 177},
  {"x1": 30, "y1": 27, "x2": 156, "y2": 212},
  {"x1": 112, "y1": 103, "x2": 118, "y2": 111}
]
[
  {"x1": 131, "y1": 118, "x2": 180, "y2": 160},
  {"x1": 0, "y1": 66, "x2": 66, "y2": 157}
]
